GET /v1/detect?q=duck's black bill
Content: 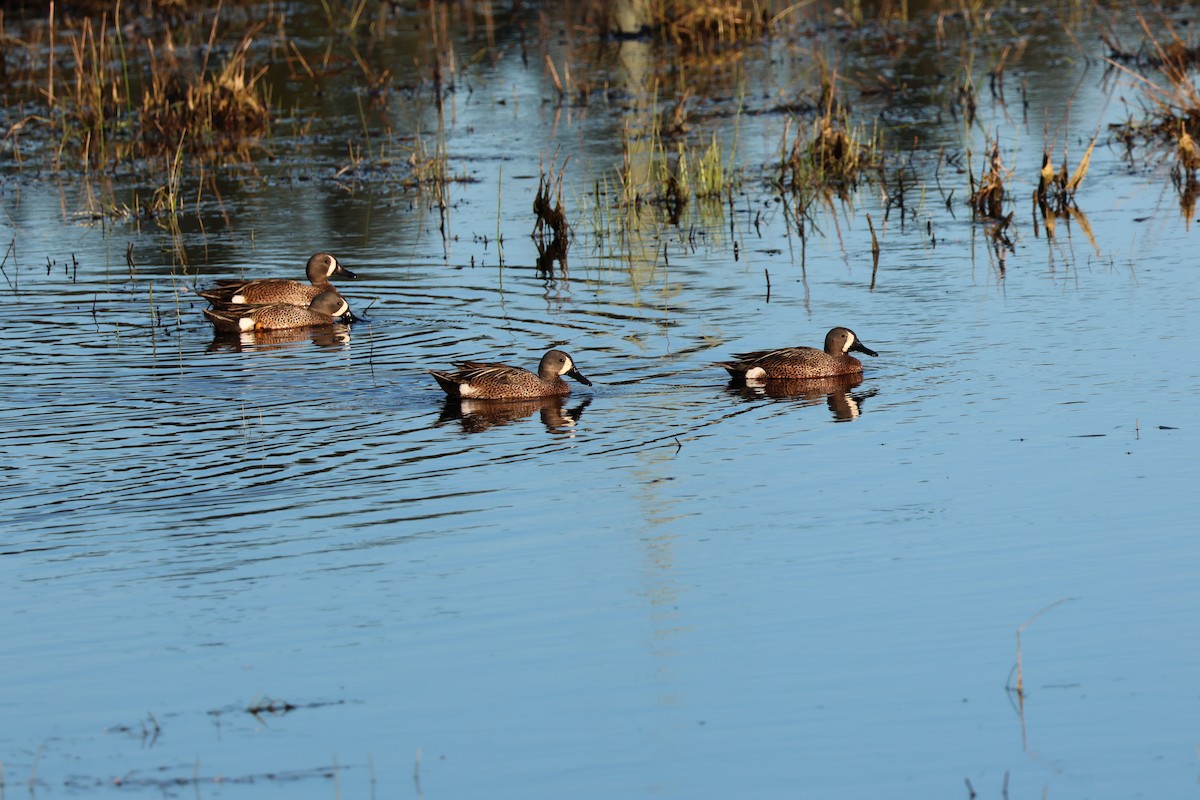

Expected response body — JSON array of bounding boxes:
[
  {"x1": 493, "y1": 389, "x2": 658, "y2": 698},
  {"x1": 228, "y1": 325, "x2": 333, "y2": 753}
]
[
  {"x1": 568, "y1": 368, "x2": 593, "y2": 387},
  {"x1": 851, "y1": 341, "x2": 878, "y2": 357}
]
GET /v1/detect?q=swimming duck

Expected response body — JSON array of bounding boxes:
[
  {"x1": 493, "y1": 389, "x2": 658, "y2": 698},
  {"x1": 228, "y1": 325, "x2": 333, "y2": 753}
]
[
  {"x1": 197, "y1": 252, "x2": 356, "y2": 307},
  {"x1": 203, "y1": 291, "x2": 352, "y2": 332},
  {"x1": 429, "y1": 349, "x2": 593, "y2": 399},
  {"x1": 716, "y1": 327, "x2": 878, "y2": 380}
]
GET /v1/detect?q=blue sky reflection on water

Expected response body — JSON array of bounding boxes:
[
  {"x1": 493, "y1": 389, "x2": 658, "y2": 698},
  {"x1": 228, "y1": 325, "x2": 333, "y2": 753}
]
[{"x1": 2, "y1": 2, "x2": 1200, "y2": 797}]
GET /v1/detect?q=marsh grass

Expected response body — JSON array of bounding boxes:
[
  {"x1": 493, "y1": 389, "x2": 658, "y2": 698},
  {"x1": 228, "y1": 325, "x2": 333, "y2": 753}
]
[
  {"x1": 666, "y1": 132, "x2": 738, "y2": 216},
  {"x1": 964, "y1": 137, "x2": 1017, "y2": 258},
  {"x1": 0, "y1": 3, "x2": 275, "y2": 175},
  {"x1": 693, "y1": 132, "x2": 736, "y2": 199},
  {"x1": 7, "y1": 1, "x2": 466, "y2": 215},
  {"x1": 55, "y1": 7, "x2": 270, "y2": 168},
  {"x1": 614, "y1": 84, "x2": 742, "y2": 228}
]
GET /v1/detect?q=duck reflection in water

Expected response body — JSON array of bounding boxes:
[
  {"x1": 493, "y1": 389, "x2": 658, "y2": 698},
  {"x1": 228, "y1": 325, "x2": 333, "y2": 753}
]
[
  {"x1": 206, "y1": 325, "x2": 351, "y2": 353},
  {"x1": 437, "y1": 395, "x2": 592, "y2": 435},
  {"x1": 725, "y1": 373, "x2": 878, "y2": 422}
]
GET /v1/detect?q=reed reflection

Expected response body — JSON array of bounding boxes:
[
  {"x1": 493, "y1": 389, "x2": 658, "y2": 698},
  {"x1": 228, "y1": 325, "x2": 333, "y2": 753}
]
[
  {"x1": 436, "y1": 395, "x2": 591, "y2": 435},
  {"x1": 725, "y1": 374, "x2": 877, "y2": 422}
]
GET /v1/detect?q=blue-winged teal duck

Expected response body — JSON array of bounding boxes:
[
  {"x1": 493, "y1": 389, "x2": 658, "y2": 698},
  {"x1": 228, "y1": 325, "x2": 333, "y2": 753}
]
[
  {"x1": 716, "y1": 327, "x2": 878, "y2": 380},
  {"x1": 198, "y1": 252, "x2": 356, "y2": 307},
  {"x1": 203, "y1": 291, "x2": 351, "y2": 332},
  {"x1": 429, "y1": 349, "x2": 593, "y2": 399}
]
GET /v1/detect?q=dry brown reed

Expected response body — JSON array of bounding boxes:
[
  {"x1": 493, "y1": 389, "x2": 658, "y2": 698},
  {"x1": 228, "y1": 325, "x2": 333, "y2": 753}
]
[
  {"x1": 1034, "y1": 136, "x2": 1096, "y2": 214},
  {"x1": 1175, "y1": 123, "x2": 1200, "y2": 182},
  {"x1": 968, "y1": 139, "x2": 1007, "y2": 221}
]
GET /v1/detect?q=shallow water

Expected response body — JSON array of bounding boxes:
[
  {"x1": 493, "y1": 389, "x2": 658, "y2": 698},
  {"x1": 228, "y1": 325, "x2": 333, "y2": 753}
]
[{"x1": 2, "y1": 2, "x2": 1199, "y2": 797}]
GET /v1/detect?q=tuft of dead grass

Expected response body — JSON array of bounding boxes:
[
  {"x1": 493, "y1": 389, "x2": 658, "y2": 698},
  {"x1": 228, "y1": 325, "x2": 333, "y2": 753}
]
[
  {"x1": 138, "y1": 31, "x2": 270, "y2": 160},
  {"x1": 969, "y1": 139, "x2": 1008, "y2": 221},
  {"x1": 1034, "y1": 136, "x2": 1096, "y2": 214},
  {"x1": 779, "y1": 109, "x2": 879, "y2": 200}
]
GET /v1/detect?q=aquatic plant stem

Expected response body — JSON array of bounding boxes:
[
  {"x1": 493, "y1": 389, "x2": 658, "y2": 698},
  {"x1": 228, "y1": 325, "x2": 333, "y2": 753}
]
[
  {"x1": 47, "y1": 2, "x2": 55, "y2": 107},
  {"x1": 0, "y1": 237, "x2": 17, "y2": 293},
  {"x1": 497, "y1": 164, "x2": 505, "y2": 267},
  {"x1": 1014, "y1": 597, "x2": 1072, "y2": 698}
]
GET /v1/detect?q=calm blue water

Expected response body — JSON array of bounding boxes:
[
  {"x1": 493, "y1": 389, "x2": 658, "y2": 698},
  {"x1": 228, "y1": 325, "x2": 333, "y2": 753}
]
[{"x1": 2, "y1": 3, "x2": 1199, "y2": 797}]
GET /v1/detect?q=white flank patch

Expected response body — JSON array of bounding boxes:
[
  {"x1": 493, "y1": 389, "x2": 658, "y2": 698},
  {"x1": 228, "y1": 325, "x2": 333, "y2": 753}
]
[
  {"x1": 745, "y1": 366, "x2": 767, "y2": 380},
  {"x1": 238, "y1": 317, "x2": 255, "y2": 332},
  {"x1": 458, "y1": 384, "x2": 480, "y2": 398},
  {"x1": 232, "y1": 293, "x2": 248, "y2": 304}
]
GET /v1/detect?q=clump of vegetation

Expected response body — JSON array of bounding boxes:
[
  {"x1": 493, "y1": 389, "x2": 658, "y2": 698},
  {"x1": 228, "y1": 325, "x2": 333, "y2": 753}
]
[
  {"x1": 138, "y1": 32, "x2": 271, "y2": 160},
  {"x1": 965, "y1": 138, "x2": 1017, "y2": 257},
  {"x1": 612, "y1": 87, "x2": 740, "y2": 225},
  {"x1": 775, "y1": 55, "x2": 880, "y2": 201},
  {"x1": 650, "y1": 132, "x2": 737, "y2": 221},
  {"x1": 691, "y1": 132, "x2": 734, "y2": 198},
  {"x1": 533, "y1": 152, "x2": 571, "y2": 245},
  {"x1": 532, "y1": 152, "x2": 572, "y2": 274},
  {"x1": 406, "y1": 129, "x2": 452, "y2": 194},
  {"x1": 1034, "y1": 137, "x2": 1096, "y2": 214},
  {"x1": 779, "y1": 98, "x2": 879, "y2": 200},
  {"x1": 1030, "y1": 138, "x2": 1100, "y2": 247},
  {"x1": 969, "y1": 140, "x2": 1008, "y2": 221}
]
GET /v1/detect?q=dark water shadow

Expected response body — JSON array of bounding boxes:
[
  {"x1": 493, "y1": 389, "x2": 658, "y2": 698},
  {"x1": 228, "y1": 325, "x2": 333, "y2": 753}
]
[
  {"x1": 436, "y1": 395, "x2": 592, "y2": 435},
  {"x1": 724, "y1": 374, "x2": 878, "y2": 422},
  {"x1": 205, "y1": 326, "x2": 352, "y2": 353}
]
